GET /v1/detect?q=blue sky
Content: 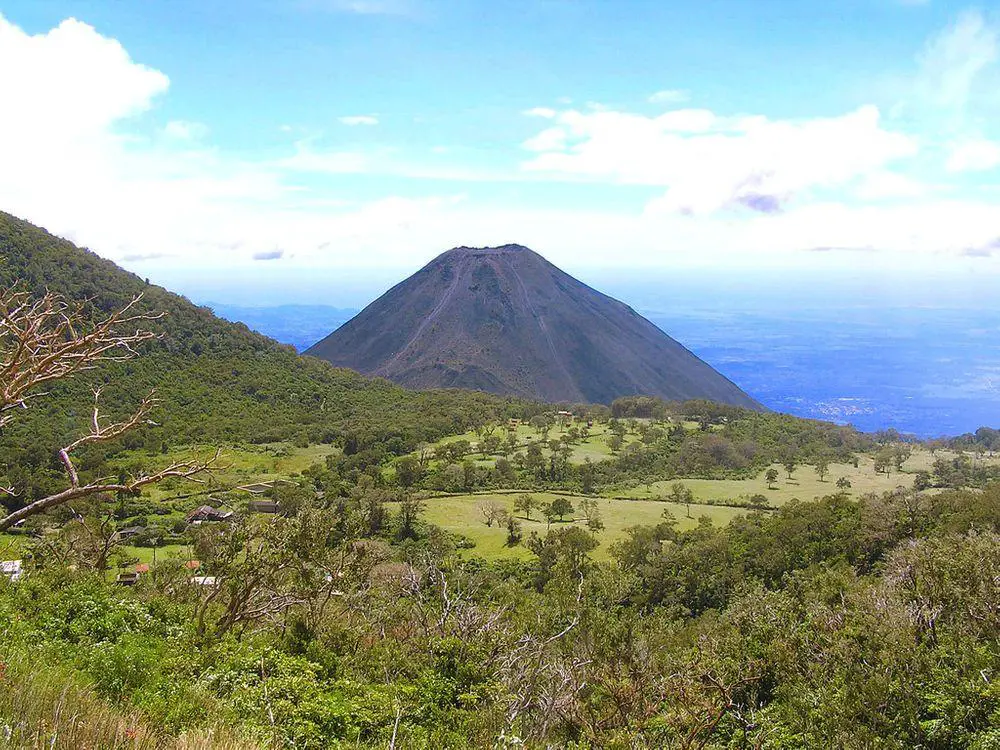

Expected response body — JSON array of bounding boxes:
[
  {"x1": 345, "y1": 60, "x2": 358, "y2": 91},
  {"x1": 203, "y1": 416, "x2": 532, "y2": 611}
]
[{"x1": 1, "y1": 0, "x2": 999, "y2": 303}]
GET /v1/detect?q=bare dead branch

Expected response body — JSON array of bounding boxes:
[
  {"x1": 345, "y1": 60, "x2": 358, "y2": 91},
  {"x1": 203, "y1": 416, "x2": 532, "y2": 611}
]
[
  {"x1": 0, "y1": 448, "x2": 220, "y2": 532},
  {"x1": 0, "y1": 287, "x2": 221, "y2": 531},
  {"x1": 0, "y1": 289, "x2": 162, "y2": 427}
]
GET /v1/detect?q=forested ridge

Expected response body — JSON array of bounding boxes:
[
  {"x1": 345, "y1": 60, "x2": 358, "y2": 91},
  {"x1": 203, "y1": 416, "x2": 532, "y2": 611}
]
[{"x1": 0, "y1": 212, "x2": 534, "y2": 503}]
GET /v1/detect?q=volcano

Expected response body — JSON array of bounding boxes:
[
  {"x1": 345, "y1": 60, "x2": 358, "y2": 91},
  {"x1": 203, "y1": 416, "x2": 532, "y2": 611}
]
[{"x1": 306, "y1": 245, "x2": 759, "y2": 407}]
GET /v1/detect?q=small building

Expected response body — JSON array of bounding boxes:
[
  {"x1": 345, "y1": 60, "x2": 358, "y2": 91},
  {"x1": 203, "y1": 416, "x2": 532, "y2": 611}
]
[
  {"x1": 240, "y1": 483, "x2": 272, "y2": 496},
  {"x1": 0, "y1": 560, "x2": 23, "y2": 583},
  {"x1": 238, "y1": 479, "x2": 295, "y2": 496},
  {"x1": 115, "y1": 572, "x2": 140, "y2": 586},
  {"x1": 186, "y1": 505, "x2": 233, "y2": 524},
  {"x1": 189, "y1": 575, "x2": 218, "y2": 587},
  {"x1": 135, "y1": 563, "x2": 151, "y2": 574},
  {"x1": 184, "y1": 559, "x2": 202, "y2": 571},
  {"x1": 111, "y1": 526, "x2": 144, "y2": 543},
  {"x1": 248, "y1": 499, "x2": 280, "y2": 514}
]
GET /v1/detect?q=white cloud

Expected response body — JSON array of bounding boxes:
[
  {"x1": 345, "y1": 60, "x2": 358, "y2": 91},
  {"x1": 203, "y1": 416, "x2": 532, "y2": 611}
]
[
  {"x1": 253, "y1": 249, "x2": 284, "y2": 261},
  {"x1": 656, "y1": 109, "x2": 717, "y2": 132},
  {"x1": 0, "y1": 14, "x2": 167, "y2": 138},
  {"x1": 0, "y1": 14, "x2": 311, "y2": 264},
  {"x1": 338, "y1": 114, "x2": 379, "y2": 126},
  {"x1": 523, "y1": 107, "x2": 557, "y2": 119},
  {"x1": 915, "y1": 9, "x2": 997, "y2": 116},
  {"x1": 523, "y1": 128, "x2": 566, "y2": 153},
  {"x1": 946, "y1": 138, "x2": 1000, "y2": 172},
  {"x1": 3, "y1": 9, "x2": 1000, "y2": 283},
  {"x1": 277, "y1": 143, "x2": 369, "y2": 173},
  {"x1": 522, "y1": 104, "x2": 917, "y2": 215},
  {"x1": 163, "y1": 120, "x2": 209, "y2": 141},
  {"x1": 648, "y1": 89, "x2": 689, "y2": 104},
  {"x1": 0, "y1": 14, "x2": 494, "y2": 271},
  {"x1": 854, "y1": 171, "x2": 928, "y2": 199}
]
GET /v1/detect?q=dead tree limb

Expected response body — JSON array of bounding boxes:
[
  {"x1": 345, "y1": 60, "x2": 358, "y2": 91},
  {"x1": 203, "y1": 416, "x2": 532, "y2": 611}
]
[{"x1": 0, "y1": 287, "x2": 217, "y2": 531}]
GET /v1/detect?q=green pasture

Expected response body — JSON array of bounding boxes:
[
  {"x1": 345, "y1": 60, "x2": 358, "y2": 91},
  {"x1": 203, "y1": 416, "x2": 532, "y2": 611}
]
[
  {"x1": 109, "y1": 442, "x2": 340, "y2": 503},
  {"x1": 610, "y1": 450, "x2": 972, "y2": 506},
  {"x1": 398, "y1": 419, "x2": 652, "y2": 474},
  {"x1": 421, "y1": 491, "x2": 744, "y2": 561}
]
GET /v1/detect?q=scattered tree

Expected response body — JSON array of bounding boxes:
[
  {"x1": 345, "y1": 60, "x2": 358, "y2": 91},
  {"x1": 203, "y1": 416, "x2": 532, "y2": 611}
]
[
  {"x1": 783, "y1": 459, "x2": 797, "y2": 480},
  {"x1": 580, "y1": 458, "x2": 596, "y2": 495},
  {"x1": 893, "y1": 445, "x2": 912, "y2": 471},
  {"x1": 874, "y1": 448, "x2": 894, "y2": 478},
  {"x1": 669, "y1": 482, "x2": 695, "y2": 518},
  {"x1": 913, "y1": 470, "x2": 933, "y2": 491},
  {"x1": 765, "y1": 468, "x2": 779, "y2": 489},
  {"x1": 505, "y1": 515, "x2": 522, "y2": 547},
  {"x1": 586, "y1": 510, "x2": 605, "y2": 533},
  {"x1": 541, "y1": 503, "x2": 558, "y2": 529},
  {"x1": 480, "y1": 434, "x2": 502, "y2": 457},
  {"x1": 395, "y1": 456, "x2": 422, "y2": 489},
  {"x1": 397, "y1": 494, "x2": 424, "y2": 540},
  {"x1": 514, "y1": 493, "x2": 535, "y2": 520},
  {"x1": 479, "y1": 500, "x2": 505, "y2": 527},
  {"x1": 815, "y1": 458, "x2": 830, "y2": 482},
  {"x1": 549, "y1": 496, "x2": 574, "y2": 521}
]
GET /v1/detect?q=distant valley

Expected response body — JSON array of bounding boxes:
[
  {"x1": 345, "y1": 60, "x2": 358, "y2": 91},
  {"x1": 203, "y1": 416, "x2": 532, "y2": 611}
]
[{"x1": 208, "y1": 303, "x2": 356, "y2": 352}]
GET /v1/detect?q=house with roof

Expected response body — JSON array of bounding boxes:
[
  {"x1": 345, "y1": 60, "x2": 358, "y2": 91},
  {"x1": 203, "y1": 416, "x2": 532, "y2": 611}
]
[
  {"x1": 238, "y1": 479, "x2": 295, "y2": 496},
  {"x1": 247, "y1": 499, "x2": 281, "y2": 514},
  {"x1": 111, "y1": 526, "x2": 144, "y2": 543},
  {"x1": 186, "y1": 505, "x2": 234, "y2": 524}
]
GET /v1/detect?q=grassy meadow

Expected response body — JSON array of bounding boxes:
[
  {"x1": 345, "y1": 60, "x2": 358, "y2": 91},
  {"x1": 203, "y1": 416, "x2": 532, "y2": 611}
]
[
  {"x1": 422, "y1": 492, "x2": 744, "y2": 561},
  {"x1": 7, "y1": 430, "x2": 996, "y2": 567},
  {"x1": 612, "y1": 449, "x2": 999, "y2": 506},
  {"x1": 110, "y1": 442, "x2": 341, "y2": 504},
  {"x1": 405, "y1": 420, "x2": 643, "y2": 468}
]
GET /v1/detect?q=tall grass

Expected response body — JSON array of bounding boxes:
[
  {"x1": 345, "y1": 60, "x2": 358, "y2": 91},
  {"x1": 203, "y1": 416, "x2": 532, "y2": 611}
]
[{"x1": 0, "y1": 657, "x2": 263, "y2": 750}]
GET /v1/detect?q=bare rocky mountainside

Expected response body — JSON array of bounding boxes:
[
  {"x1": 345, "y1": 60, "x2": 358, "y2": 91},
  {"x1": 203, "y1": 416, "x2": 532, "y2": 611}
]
[{"x1": 306, "y1": 244, "x2": 760, "y2": 407}]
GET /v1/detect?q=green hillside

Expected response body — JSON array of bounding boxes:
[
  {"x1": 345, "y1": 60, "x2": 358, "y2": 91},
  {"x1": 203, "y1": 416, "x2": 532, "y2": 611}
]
[{"x1": 0, "y1": 212, "x2": 533, "y2": 502}]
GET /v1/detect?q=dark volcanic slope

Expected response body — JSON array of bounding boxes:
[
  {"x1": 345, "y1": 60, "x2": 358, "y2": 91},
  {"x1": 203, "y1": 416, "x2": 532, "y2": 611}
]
[{"x1": 306, "y1": 245, "x2": 759, "y2": 408}]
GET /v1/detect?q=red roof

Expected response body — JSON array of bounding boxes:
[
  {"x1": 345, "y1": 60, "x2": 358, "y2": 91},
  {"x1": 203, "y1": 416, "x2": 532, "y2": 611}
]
[
  {"x1": 135, "y1": 563, "x2": 150, "y2": 573},
  {"x1": 184, "y1": 560, "x2": 201, "y2": 570}
]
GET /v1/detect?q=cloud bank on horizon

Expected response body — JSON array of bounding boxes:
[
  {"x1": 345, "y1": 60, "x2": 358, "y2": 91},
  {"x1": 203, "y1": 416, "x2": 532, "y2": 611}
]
[{"x1": 0, "y1": 1, "x2": 999, "y2": 275}]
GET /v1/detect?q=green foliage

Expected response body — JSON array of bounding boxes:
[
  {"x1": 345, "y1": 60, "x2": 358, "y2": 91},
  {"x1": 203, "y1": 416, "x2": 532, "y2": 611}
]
[
  {"x1": 3, "y1": 479, "x2": 1000, "y2": 748},
  {"x1": 0, "y1": 211, "x2": 534, "y2": 507},
  {"x1": 8, "y1": 212, "x2": 1000, "y2": 748}
]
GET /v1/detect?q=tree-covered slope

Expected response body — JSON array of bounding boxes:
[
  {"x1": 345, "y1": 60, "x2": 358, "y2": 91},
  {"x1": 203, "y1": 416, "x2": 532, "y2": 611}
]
[{"x1": 0, "y1": 212, "x2": 531, "y2": 496}]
